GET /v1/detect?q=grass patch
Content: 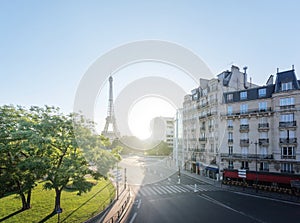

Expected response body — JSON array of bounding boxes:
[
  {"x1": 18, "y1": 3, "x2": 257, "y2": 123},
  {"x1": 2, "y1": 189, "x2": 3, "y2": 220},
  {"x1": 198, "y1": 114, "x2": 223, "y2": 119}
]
[{"x1": 0, "y1": 179, "x2": 115, "y2": 223}]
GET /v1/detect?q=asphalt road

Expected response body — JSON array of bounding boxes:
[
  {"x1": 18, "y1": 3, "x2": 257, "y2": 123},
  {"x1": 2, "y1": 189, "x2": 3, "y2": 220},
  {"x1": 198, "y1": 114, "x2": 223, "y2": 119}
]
[{"x1": 124, "y1": 164, "x2": 300, "y2": 223}]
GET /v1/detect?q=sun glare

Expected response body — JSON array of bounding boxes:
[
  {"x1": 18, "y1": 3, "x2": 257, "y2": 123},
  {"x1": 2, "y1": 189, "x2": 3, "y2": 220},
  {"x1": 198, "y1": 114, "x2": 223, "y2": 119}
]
[{"x1": 128, "y1": 96, "x2": 176, "y2": 140}]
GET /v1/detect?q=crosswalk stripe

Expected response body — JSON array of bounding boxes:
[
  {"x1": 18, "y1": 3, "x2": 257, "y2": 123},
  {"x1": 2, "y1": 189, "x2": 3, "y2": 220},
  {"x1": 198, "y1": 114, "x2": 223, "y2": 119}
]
[
  {"x1": 177, "y1": 185, "x2": 189, "y2": 192},
  {"x1": 147, "y1": 187, "x2": 157, "y2": 195},
  {"x1": 155, "y1": 186, "x2": 168, "y2": 194},
  {"x1": 152, "y1": 187, "x2": 163, "y2": 194},
  {"x1": 161, "y1": 186, "x2": 173, "y2": 194},
  {"x1": 169, "y1": 185, "x2": 182, "y2": 193},
  {"x1": 165, "y1": 185, "x2": 178, "y2": 193},
  {"x1": 140, "y1": 189, "x2": 148, "y2": 196},
  {"x1": 141, "y1": 187, "x2": 151, "y2": 196}
]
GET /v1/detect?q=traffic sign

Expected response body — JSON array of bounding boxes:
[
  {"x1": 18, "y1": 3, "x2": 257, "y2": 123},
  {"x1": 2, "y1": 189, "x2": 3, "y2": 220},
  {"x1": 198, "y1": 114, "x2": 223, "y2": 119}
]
[{"x1": 238, "y1": 169, "x2": 247, "y2": 178}]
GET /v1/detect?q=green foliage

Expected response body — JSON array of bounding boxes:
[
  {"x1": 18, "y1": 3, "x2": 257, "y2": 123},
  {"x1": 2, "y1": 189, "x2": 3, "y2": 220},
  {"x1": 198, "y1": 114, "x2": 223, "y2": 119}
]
[
  {"x1": 0, "y1": 105, "x2": 120, "y2": 212},
  {"x1": 144, "y1": 141, "x2": 172, "y2": 156}
]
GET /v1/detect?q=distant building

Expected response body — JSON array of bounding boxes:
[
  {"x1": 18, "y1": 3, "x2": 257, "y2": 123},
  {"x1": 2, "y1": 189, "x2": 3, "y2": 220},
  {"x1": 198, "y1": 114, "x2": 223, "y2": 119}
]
[
  {"x1": 173, "y1": 109, "x2": 184, "y2": 168},
  {"x1": 151, "y1": 117, "x2": 174, "y2": 148}
]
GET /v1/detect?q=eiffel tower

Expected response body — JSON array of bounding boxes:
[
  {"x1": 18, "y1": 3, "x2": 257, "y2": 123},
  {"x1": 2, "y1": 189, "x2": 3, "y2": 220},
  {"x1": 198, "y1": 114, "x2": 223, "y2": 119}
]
[{"x1": 102, "y1": 76, "x2": 120, "y2": 142}]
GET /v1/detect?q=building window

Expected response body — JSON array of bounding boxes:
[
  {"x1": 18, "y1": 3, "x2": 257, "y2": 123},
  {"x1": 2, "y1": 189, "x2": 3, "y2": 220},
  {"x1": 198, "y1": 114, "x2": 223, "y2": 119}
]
[
  {"x1": 227, "y1": 119, "x2": 233, "y2": 127},
  {"x1": 280, "y1": 130, "x2": 295, "y2": 139},
  {"x1": 258, "y1": 88, "x2": 266, "y2": 97},
  {"x1": 259, "y1": 117, "x2": 268, "y2": 124},
  {"x1": 259, "y1": 132, "x2": 268, "y2": 139},
  {"x1": 229, "y1": 146, "x2": 233, "y2": 155},
  {"x1": 227, "y1": 94, "x2": 233, "y2": 101},
  {"x1": 281, "y1": 82, "x2": 293, "y2": 91},
  {"x1": 241, "y1": 147, "x2": 248, "y2": 156},
  {"x1": 228, "y1": 132, "x2": 233, "y2": 143},
  {"x1": 280, "y1": 113, "x2": 294, "y2": 122},
  {"x1": 240, "y1": 91, "x2": 247, "y2": 100},
  {"x1": 240, "y1": 118, "x2": 248, "y2": 125},
  {"x1": 259, "y1": 102, "x2": 267, "y2": 111},
  {"x1": 281, "y1": 146, "x2": 295, "y2": 159},
  {"x1": 241, "y1": 161, "x2": 249, "y2": 170},
  {"x1": 280, "y1": 97, "x2": 295, "y2": 107},
  {"x1": 260, "y1": 147, "x2": 267, "y2": 158},
  {"x1": 281, "y1": 163, "x2": 293, "y2": 173},
  {"x1": 228, "y1": 160, "x2": 234, "y2": 169},
  {"x1": 240, "y1": 104, "x2": 248, "y2": 114},
  {"x1": 260, "y1": 162, "x2": 269, "y2": 171},
  {"x1": 227, "y1": 106, "x2": 233, "y2": 115}
]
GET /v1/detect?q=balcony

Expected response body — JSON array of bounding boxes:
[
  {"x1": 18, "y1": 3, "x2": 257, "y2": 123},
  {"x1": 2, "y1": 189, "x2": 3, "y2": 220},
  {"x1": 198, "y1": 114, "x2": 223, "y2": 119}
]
[
  {"x1": 207, "y1": 111, "x2": 217, "y2": 117},
  {"x1": 259, "y1": 138, "x2": 269, "y2": 145},
  {"x1": 258, "y1": 123, "x2": 269, "y2": 131},
  {"x1": 227, "y1": 125, "x2": 233, "y2": 130},
  {"x1": 239, "y1": 124, "x2": 249, "y2": 132},
  {"x1": 240, "y1": 139, "x2": 249, "y2": 146},
  {"x1": 281, "y1": 155, "x2": 296, "y2": 159},
  {"x1": 279, "y1": 121, "x2": 297, "y2": 128},
  {"x1": 280, "y1": 104, "x2": 295, "y2": 110},
  {"x1": 228, "y1": 139, "x2": 233, "y2": 143},
  {"x1": 279, "y1": 138, "x2": 297, "y2": 144},
  {"x1": 223, "y1": 107, "x2": 272, "y2": 117},
  {"x1": 220, "y1": 153, "x2": 273, "y2": 160}
]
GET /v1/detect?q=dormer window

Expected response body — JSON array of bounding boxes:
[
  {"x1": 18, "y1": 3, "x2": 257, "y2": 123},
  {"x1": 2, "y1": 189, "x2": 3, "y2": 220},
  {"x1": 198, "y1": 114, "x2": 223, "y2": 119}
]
[
  {"x1": 227, "y1": 94, "x2": 233, "y2": 102},
  {"x1": 258, "y1": 88, "x2": 266, "y2": 97},
  {"x1": 240, "y1": 91, "x2": 247, "y2": 100},
  {"x1": 281, "y1": 82, "x2": 292, "y2": 91}
]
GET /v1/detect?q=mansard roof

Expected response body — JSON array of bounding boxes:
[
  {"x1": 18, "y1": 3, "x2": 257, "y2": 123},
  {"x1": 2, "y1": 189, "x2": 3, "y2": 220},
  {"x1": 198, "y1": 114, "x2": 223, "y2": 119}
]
[{"x1": 274, "y1": 69, "x2": 300, "y2": 93}]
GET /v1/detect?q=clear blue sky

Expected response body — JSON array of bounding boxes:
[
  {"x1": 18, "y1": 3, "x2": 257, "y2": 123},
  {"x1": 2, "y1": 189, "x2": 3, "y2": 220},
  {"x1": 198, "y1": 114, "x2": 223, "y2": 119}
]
[{"x1": 1, "y1": 0, "x2": 300, "y2": 114}]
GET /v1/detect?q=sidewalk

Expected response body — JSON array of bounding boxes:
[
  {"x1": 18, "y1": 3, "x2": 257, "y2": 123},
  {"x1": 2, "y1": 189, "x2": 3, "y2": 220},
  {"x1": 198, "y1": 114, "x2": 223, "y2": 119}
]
[
  {"x1": 101, "y1": 185, "x2": 132, "y2": 223},
  {"x1": 181, "y1": 169, "x2": 300, "y2": 204}
]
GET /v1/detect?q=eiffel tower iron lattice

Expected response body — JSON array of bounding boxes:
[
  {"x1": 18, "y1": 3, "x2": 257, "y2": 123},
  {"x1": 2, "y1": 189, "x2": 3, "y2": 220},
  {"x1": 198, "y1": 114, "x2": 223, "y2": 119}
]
[{"x1": 101, "y1": 76, "x2": 120, "y2": 142}]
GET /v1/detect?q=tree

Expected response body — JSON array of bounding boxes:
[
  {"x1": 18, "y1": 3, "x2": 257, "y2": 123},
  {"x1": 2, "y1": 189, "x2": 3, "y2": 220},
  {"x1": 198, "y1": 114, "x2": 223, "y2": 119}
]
[
  {"x1": 35, "y1": 107, "x2": 120, "y2": 212},
  {"x1": 30, "y1": 107, "x2": 97, "y2": 212},
  {"x1": 0, "y1": 105, "x2": 46, "y2": 210}
]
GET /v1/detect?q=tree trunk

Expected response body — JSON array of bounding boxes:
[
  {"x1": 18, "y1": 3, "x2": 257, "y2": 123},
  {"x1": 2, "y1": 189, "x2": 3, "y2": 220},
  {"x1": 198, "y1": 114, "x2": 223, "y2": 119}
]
[
  {"x1": 54, "y1": 188, "x2": 62, "y2": 213},
  {"x1": 16, "y1": 180, "x2": 29, "y2": 210},
  {"x1": 26, "y1": 189, "x2": 32, "y2": 209},
  {"x1": 20, "y1": 192, "x2": 28, "y2": 210}
]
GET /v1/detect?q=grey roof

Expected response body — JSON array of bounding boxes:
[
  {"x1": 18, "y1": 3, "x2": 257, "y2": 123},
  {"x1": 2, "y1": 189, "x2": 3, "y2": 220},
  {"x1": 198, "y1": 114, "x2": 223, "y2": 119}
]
[{"x1": 274, "y1": 69, "x2": 300, "y2": 92}]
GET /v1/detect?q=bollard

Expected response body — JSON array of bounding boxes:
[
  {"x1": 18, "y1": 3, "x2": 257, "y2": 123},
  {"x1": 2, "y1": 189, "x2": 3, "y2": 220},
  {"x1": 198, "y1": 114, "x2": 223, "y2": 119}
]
[{"x1": 194, "y1": 184, "x2": 197, "y2": 192}]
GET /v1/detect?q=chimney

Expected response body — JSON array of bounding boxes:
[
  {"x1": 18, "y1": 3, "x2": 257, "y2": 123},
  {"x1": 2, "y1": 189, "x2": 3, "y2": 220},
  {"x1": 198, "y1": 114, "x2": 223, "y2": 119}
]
[
  {"x1": 243, "y1": 66, "x2": 248, "y2": 89},
  {"x1": 231, "y1": 65, "x2": 240, "y2": 72}
]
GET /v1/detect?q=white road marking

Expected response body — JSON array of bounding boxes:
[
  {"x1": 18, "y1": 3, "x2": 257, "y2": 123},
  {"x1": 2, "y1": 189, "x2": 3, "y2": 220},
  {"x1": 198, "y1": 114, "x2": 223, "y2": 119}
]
[
  {"x1": 165, "y1": 185, "x2": 178, "y2": 193},
  {"x1": 155, "y1": 186, "x2": 168, "y2": 194},
  {"x1": 198, "y1": 194, "x2": 266, "y2": 223},
  {"x1": 161, "y1": 186, "x2": 173, "y2": 193},
  {"x1": 129, "y1": 212, "x2": 137, "y2": 223},
  {"x1": 147, "y1": 187, "x2": 158, "y2": 195},
  {"x1": 233, "y1": 191, "x2": 300, "y2": 206},
  {"x1": 152, "y1": 187, "x2": 163, "y2": 194},
  {"x1": 137, "y1": 199, "x2": 142, "y2": 209}
]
